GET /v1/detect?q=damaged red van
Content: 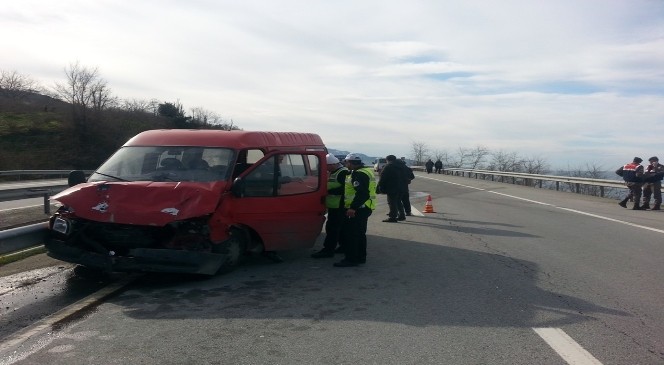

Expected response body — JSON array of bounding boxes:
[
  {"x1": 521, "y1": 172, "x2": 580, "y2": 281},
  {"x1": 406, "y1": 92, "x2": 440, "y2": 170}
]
[{"x1": 46, "y1": 129, "x2": 328, "y2": 275}]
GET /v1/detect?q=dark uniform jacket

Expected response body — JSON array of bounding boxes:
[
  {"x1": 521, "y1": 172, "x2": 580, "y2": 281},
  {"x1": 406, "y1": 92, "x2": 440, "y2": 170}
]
[{"x1": 377, "y1": 162, "x2": 404, "y2": 194}]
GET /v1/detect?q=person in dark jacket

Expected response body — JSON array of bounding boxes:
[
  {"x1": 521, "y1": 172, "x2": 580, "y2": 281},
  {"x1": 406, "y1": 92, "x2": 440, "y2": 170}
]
[
  {"x1": 395, "y1": 158, "x2": 414, "y2": 217},
  {"x1": 377, "y1": 155, "x2": 406, "y2": 222},
  {"x1": 616, "y1": 157, "x2": 645, "y2": 210},
  {"x1": 642, "y1": 156, "x2": 664, "y2": 210},
  {"x1": 425, "y1": 159, "x2": 434, "y2": 174},
  {"x1": 434, "y1": 159, "x2": 443, "y2": 174}
]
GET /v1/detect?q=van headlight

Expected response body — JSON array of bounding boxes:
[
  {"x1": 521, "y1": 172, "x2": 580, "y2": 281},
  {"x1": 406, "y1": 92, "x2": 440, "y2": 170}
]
[{"x1": 52, "y1": 217, "x2": 72, "y2": 235}]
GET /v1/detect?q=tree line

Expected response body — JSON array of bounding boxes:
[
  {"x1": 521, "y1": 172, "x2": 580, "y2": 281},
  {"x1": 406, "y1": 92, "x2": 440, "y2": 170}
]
[
  {"x1": 0, "y1": 64, "x2": 238, "y2": 130},
  {"x1": 409, "y1": 141, "x2": 616, "y2": 198},
  {"x1": 0, "y1": 63, "x2": 240, "y2": 169}
]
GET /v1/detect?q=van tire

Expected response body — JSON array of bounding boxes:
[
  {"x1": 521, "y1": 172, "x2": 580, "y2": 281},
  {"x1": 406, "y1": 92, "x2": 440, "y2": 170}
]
[{"x1": 213, "y1": 229, "x2": 247, "y2": 274}]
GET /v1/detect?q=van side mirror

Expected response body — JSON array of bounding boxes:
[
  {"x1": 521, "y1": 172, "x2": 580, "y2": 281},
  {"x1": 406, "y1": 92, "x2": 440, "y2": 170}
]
[
  {"x1": 68, "y1": 170, "x2": 86, "y2": 186},
  {"x1": 231, "y1": 177, "x2": 245, "y2": 197}
]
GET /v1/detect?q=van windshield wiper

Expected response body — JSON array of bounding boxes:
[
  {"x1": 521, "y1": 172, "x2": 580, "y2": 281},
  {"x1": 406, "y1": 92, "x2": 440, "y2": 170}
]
[{"x1": 93, "y1": 172, "x2": 130, "y2": 182}]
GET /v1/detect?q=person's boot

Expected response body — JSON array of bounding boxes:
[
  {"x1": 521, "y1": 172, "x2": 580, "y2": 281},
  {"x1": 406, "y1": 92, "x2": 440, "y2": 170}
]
[
  {"x1": 632, "y1": 203, "x2": 645, "y2": 210},
  {"x1": 618, "y1": 198, "x2": 628, "y2": 208},
  {"x1": 652, "y1": 203, "x2": 661, "y2": 211},
  {"x1": 641, "y1": 202, "x2": 651, "y2": 210}
]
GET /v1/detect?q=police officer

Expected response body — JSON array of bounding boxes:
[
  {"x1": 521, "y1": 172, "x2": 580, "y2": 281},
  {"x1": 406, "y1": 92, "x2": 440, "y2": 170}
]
[
  {"x1": 312, "y1": 154, "x2": 349, "y2": 258},
  {"x1": 334, "y1": 153, "x2": 377, "y2": 267},
  {"x1": 642, "y1": 156, "x2": 664, "y2": 210},
  {"x1": 616, "y1": 157, "x2": 645, "y2": 210}
]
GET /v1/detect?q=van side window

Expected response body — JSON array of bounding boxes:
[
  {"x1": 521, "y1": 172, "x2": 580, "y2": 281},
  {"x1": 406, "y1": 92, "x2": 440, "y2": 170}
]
[
  {"x1": 233, "y1": 149, "x2": 264, "y2": 179},
  {"x1": 242, "y1": 154, "x2": 320, "y2": 197}
]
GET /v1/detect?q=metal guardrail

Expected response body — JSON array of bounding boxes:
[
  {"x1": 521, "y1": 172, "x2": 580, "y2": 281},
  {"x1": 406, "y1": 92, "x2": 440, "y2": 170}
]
[
  {"x1": 0, "y1": 222, "x2": 48, "y2": 255},
  {"x1": 0, "y1": 170, "x2": 93, "y2": 214},
  {"x1": 437, "y1": 168, "x2": 647, "y2": 197}
]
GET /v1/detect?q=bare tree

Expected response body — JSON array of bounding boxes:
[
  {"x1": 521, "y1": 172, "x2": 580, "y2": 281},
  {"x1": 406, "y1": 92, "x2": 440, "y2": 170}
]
[
  {"x1": 410, "y1": 141, "x2": 429, "y2": 166},
  {"x1": 190, "y1": 106, "x2": 220, "y2": 126},
  {"x1": 121, "y1": 98, "x2": 153, "y2": 113},
  {"x1": 467, "y1": 145, "x2": 490, "y2": 169},
  {"x1": 431, "y1": 149, "x2": 449, "y2": 164},
  {"x1": 449, "y1": 147, "x2": 470, "y2": 168},
  {"x1": 488, "y1": 150, "x2": 522, "y2": 171},
  {"x1": 521, "y1": 156, "x2": 549, "y2": 175},
  {"x1": 52, "y1": 62, "x2": 114, "y2": 127},
  {"x1": 90, "y1": 79, "x2": 117, "y2": 112},
  {"x1": 0, "y1": 70, "x2": 41, "y2": 100}
]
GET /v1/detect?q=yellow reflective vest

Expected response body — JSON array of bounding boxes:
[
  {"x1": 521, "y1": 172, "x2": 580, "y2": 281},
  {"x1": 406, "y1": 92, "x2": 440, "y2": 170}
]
[
  {"x1": 326, "y1": 167, "x2": 348, "y2": 209},
  {"x1": 344, "y1": 167, "x2": 377, "y2": 210}
]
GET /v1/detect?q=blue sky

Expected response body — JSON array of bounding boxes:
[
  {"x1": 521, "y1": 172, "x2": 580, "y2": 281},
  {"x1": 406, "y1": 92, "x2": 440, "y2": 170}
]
[{"x1": 2, "y1": 0, "x2": 664, "y2": 169}]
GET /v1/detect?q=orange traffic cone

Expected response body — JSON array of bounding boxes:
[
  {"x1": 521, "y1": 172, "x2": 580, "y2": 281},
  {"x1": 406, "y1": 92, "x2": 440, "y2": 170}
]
[{"x1": 423, "y1": 195, "x2": 435, "y2": 213}]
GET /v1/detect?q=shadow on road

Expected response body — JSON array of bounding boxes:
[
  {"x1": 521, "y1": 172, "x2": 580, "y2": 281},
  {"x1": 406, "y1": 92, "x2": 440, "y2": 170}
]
[{"x1": 113, "y1": 236, "x2": 626, "y2": 329}]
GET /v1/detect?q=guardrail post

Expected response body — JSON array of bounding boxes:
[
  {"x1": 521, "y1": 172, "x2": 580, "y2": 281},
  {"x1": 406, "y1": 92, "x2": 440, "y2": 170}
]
[
  {"x1": 556, "y1": 181, "x2": 560, "y2": 191},
  {"x1": 575, "y1": 183, "x2": 580, "y2": 194},
  {"x1": 600, "y1": 186, "x2": 604, "y2": 197},
  {"x1": 43, "y1": 193, "x2": 50, "y2": 215}
]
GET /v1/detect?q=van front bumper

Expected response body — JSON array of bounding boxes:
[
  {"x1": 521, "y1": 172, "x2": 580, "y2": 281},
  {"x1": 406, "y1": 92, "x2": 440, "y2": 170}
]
[{"x1": 45, "y1": 238, "x2": 224, "y2": 275}]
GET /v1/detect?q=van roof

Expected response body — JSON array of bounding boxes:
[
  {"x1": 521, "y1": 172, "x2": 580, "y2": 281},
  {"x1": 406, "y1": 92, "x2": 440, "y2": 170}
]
[{"x1": 124, "y1": 129, "x2": 325, "y2": 150}]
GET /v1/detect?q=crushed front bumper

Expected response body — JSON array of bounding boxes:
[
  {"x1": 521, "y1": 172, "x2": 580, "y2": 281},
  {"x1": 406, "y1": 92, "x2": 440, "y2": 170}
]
[{"x1": 45, "y1": 238, "x2": 225, "y2": 275}]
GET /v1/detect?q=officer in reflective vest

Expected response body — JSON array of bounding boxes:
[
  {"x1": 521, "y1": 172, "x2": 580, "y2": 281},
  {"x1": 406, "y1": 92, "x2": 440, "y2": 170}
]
[
  {"x1": 334, "y1": 153, "x2": 377, "y2": 267},
  {"x1": 311, "y1": 154, "x2": 349, "y2": 258},
  {"x1": 616, "y1": 157, "x2": 645, "y2": 210}
]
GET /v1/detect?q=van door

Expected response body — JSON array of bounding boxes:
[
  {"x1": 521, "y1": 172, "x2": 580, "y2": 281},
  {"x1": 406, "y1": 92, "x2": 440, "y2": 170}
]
[{"x1": 229, "y1": 151, "x2": 326, "y2": 251}]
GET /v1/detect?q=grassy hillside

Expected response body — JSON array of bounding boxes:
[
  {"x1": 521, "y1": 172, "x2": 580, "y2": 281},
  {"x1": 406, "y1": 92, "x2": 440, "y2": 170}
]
[{"x1": 0, "y1": 93, "x2": 178, "y2": 170}]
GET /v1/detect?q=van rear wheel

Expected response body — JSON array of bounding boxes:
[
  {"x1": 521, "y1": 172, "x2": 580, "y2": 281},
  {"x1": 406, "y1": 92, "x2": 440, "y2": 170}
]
[{"x1": 212, "y1": 229, "x2": 246, "y2": 274}]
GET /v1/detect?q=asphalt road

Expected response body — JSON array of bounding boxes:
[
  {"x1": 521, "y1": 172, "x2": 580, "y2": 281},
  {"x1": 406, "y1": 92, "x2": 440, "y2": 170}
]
[{"x1": 0, "y1": 173, "x2": 662, "y2": 364}]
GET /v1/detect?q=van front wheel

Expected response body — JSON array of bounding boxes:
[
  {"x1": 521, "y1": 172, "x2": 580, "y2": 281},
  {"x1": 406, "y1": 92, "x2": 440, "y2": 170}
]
[{"x1": 212, "y1": 230, "x2": 246, "y2": 274}]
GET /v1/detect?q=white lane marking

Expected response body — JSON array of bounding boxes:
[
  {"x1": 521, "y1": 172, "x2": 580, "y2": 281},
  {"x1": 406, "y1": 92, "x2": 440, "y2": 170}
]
[
  {"x1": 410, "y1": 206, "x2": 424, "y2": 217},
  {"x1": 0, "y1": 275, "x2": 137, "y2": 362},
  {"x1": 533, "y1": 328, "x2": 603, "y2": 365},
  {"x1": 419, "y1": 176, "x2": 664, "y2": 234},
  {"x1": 0, "y1": 204, "x2": 43, "y2": 213}
]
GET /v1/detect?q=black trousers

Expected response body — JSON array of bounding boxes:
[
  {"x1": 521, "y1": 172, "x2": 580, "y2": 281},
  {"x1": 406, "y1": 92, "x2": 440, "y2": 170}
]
[
  {"x1": 386, "y1": 192, "x2": 401, "y2": 218},
  {"x1": 342, "y1": 207, "x2": 372, "y2": 263},
  {"x1": 323, "y1": 208, "x2": 345, "y2": 251},
  {"x1": 400, "y1": 190, "x2": 411, "y2": 215}
]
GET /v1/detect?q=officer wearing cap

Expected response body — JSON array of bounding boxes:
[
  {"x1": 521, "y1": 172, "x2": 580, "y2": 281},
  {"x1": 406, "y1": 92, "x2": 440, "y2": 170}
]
[
  {"x1": 616, "y1": 157, "x2": 645, "y2": 210},
  {"x1": 312, "y1": 154, "x2": 349, "y2": 258},
  {"x1": 334, "y1": 153, "x2": 377, "y2": 267},
  {"x1": 642, "y1": 156, "x2": 664, "y2": 210}
]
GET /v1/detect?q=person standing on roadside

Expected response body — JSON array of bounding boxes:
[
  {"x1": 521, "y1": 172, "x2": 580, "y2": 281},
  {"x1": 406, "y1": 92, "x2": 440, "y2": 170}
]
[
  {"x1": 616, "y1": 157, "x2": 645, "y2": 210},
  {"x1": 377, "y1": 155, "x2": 406, "y2": 222},
  {"x1": 334, "y1": 153, "x2": 376, "y2": 267},
  {"x1": 642, "y1": 156, "x2": 664, "y2": 210},
  {"x1": 425, "y1": 159, "x2": 434, "y2": 174},
  {"x1": 434, "y1": 159, "x2": 443, "y2": 174},
  {"x1": 312, "y1": 154, "x2": 349, "y2": 258},
  {"x1": 395, "y1": 157, "x2": 414, "y2": 217}
]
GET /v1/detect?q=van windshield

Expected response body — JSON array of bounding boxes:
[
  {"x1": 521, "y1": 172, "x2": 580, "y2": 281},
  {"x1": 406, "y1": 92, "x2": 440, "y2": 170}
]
[{"x1": 89, "y1": 146, "x2": 235, "y2": 183}]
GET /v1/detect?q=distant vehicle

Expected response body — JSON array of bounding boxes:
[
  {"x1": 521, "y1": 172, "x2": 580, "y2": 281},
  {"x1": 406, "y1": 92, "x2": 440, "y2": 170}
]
[
  {"x1": 46, "y1": 129, "x2": 328, "y2": 276},
  {"x1": 373, "y1": 158, "x2": 387, "y2": 172}
]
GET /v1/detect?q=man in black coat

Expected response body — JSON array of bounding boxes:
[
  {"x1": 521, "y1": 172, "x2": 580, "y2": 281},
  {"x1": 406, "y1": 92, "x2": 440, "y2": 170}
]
[
  {"x1": 395, "y1": 158, "x2": 414, "y2": 217},
  {"x1": 377, "y1": 155, "x2": 408, "y2": 222}
]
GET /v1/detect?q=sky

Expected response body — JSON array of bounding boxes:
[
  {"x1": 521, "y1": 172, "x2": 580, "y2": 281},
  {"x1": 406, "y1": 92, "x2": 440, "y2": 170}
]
[{"x1": 2, "y1": 0, "x2": 664, "y2": 169}]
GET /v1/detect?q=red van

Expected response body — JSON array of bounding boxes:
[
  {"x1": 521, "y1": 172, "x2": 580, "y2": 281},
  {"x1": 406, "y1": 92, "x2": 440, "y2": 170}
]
[{"x1": 46, "y1": 129, "x2": 328, "y2": 275}]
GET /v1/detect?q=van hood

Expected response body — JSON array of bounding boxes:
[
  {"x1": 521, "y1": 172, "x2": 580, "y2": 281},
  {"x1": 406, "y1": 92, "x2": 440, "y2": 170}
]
[{"x1": 51, "y1": 181, "x2": 227, "y2": 226}]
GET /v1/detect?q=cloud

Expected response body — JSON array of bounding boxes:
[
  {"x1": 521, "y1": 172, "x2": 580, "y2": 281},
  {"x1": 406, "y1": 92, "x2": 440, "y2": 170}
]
[{"x1": 2, "y1": 0, "x2": 664, "y2": 168}]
